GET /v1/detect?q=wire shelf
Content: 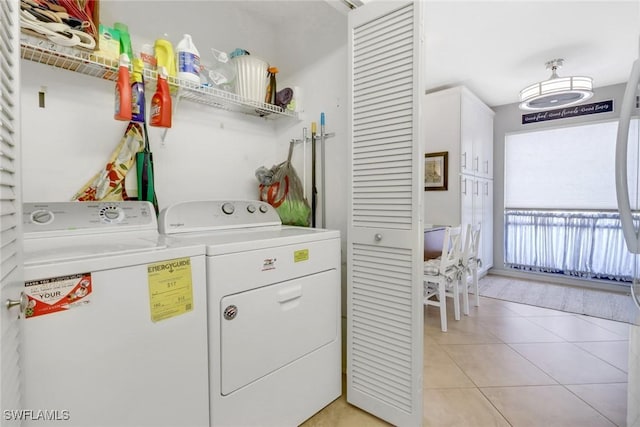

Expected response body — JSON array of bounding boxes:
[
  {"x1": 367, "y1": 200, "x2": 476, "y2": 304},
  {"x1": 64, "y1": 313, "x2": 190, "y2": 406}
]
[
  {"x1": 144, "y1": 69, "x2": 298, "y2": 119},
  {"x1": 20, "y1": 36, "x2": 298, "y2": 120}
]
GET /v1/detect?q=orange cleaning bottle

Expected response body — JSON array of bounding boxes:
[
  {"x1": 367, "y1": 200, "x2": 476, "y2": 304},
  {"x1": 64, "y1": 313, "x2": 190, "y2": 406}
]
[
  {"x1": 114, "y1": 54, "x2": 132, "y2": 121},
  {"x1": 150, "y1": 66, "x2": 172, "y2": 128}
]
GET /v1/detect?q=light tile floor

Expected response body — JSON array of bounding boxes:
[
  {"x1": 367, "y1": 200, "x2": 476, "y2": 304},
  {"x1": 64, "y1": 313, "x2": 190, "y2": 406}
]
[{"x1": 303, "y1": 287, "x2": 630, "y2": 426}]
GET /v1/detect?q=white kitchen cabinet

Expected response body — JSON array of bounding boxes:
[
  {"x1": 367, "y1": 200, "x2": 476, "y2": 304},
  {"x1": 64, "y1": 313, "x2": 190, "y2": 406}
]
[
  {"x1": 459, "y1": 175, "x2": 493, "y2": 274},
  {"x1": 424, "y1": 85, "x2": 494, "y2": 274},
  {"x1": 426, "y1": 86, "x2": 494, "y2": 179}
]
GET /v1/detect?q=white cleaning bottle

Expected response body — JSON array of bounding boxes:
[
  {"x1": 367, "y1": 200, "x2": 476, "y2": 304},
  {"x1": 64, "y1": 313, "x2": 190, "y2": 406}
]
[{"x1": 176, "y1": 34, "x2": 200, "y2": 84}]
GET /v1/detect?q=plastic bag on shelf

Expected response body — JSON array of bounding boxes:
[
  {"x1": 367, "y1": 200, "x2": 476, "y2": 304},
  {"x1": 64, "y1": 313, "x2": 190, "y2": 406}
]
[
  {"x1": 257, "y1": 142, "x2": 310, "y2": 227},
  {"x1": 208, "y1": 48, "x2": 236, "y2": 92}
]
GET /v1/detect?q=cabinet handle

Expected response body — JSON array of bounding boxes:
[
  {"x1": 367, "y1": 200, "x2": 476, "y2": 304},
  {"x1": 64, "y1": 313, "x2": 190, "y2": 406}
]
[
  {"x1": 473, "y1": 156, "x2": 479, "y2": 172},
  {"x1": 461, "y1": 152, "x2": 467, "y2": 169},
  {"x1": 484, "y1": 160, "x2": 489, "y2": 174},
  {"x1": 461, "y1": 179, "x2": 467, "y2": 195},
  {"x1": 484, "y1": 181, "x2": 489, "y2": 196},
  {"x1": 473, "y1": 180, "x2": 479, "y2": 195}
]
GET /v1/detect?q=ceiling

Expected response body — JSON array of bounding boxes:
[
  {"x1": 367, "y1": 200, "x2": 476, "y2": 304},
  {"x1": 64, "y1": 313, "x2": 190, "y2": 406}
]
[
  {"x1": 420, "y1": 1, "x2": 640, "y2": 108},
  {"x1": 240, "y1": 0, "x2": 640, "y2": 108},
  {"x1": 106, "y1": 1, "x2": 639, "y2": 109}
]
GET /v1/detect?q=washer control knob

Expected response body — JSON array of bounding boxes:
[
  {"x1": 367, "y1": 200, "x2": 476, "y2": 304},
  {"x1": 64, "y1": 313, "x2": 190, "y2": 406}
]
[
  {"x1": 104, "y1": 210, "x2": 120, "y2": 220},
  {"x1": 259, "y1": 204, "x2": 269, "y2": 213},
  {"x1": 31, "y1": 209, "x2": 54, "y2": 225},
  {"x1": 247, "y1": 204, "x2": 256, "y2": 213},
  {"x1": 99, "y1": 206, "x2": 124, "y2": 223},
  {"x1": 221, "y1": 202, "x2": 235, "y2": 215}
]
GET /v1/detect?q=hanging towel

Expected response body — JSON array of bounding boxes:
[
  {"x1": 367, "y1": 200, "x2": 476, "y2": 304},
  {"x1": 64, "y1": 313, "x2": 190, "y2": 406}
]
[
  {"x1": 72, "y1": 122, "x2": 145, "y2": 201},
  {"x1": 136, "y1": 122, "x2": 159, "y2": 214}
]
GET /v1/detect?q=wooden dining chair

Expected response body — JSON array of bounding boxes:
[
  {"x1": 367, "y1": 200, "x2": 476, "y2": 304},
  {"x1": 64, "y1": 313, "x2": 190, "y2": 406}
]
[{"x1": 423, "y1": 226, "x2": 462, "y2": 332}]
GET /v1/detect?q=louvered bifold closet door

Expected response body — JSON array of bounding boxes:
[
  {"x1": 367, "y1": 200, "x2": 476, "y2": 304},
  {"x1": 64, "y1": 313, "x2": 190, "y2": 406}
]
[
  {"x1": 0, "y1": 0, "x2": 23, "y2": 422},
  {"x1": 347, "y1": 2, "x2": 424, "y2": 426}
]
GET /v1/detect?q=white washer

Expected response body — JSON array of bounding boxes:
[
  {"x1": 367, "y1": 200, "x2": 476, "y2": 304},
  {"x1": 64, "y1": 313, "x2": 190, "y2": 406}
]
[
  {"x1": 21, "y1": 201, "x2": 209, "y2": 427},
  {"x1": 159, "y1": 200, "x2": 341, "y2": 427}
]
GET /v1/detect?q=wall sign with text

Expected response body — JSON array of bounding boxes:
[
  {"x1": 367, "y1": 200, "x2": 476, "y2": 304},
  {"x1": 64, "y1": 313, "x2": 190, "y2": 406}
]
[{"x1": 522, "y1": 100, "x2": 614, "y2": 124}]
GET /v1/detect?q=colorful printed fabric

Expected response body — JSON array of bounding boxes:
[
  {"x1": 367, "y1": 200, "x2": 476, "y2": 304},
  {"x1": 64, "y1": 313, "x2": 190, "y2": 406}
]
[{"x1": 72, "y1": 122, "x2": 145, "y2": 202}]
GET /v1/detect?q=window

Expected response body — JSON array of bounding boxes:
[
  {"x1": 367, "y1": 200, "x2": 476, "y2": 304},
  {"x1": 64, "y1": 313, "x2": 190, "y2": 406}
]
[
  {"x1": 504, "y1": 119, "x2": 640, "y2": 283},
  {"x1": 505, "y1": 120, "x2": 639, "y2": 210}
]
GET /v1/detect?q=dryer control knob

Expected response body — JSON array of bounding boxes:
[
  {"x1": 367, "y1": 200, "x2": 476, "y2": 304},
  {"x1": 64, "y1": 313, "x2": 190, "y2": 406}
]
[
  {"x1": 259, "y1": 204, "x2": 269, "y2": 213},
  {"x1": 247, "y1": 204, "x2": 256, "y2": 213},
  {"x1": 221, "y1": 202, "x2": 235, "y2": 215}
]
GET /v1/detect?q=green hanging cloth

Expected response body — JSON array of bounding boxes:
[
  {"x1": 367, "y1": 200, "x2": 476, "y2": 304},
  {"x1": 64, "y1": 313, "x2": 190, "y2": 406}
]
[{"x1": 136, "y1": 122, "x2": 159, "y2": 215}]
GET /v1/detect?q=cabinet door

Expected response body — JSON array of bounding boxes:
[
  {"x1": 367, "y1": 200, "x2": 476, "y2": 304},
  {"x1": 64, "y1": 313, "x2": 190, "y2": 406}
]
[
  {"x1": 460, "y1": 94, "x2": 475, "y2": 176},
  {"x1": 472, "y1": 177, "x2": 483, "y2": 231},
  {"x1": 461, "y1": 176, "x2": 474, "y2": 230},
  {"x1": 479, "y1": 108, "x2": 494, "y2": 178},
  {"x1": 481, "y1": 179, "x2": 494, "y2": 272}
]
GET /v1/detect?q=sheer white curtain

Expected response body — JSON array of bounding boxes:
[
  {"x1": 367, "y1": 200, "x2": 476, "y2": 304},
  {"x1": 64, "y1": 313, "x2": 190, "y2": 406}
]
[{"x1": 505, "y1": 210, "x2": 637, "y2": 282}]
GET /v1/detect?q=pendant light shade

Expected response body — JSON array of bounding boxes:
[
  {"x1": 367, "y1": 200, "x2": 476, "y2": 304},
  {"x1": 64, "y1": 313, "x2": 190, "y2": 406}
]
[{"x1": 519, "y1": 59, "x2": 593, "y2": 111}]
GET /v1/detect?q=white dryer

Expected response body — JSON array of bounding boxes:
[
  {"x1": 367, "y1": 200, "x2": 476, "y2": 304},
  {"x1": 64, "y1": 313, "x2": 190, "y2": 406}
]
[
  {"x1": 159, "y1": 200, "x2": 341, "y2": 427},
  {"x1": 21, "y1": 201, "x2": 209, "y2": 427}
]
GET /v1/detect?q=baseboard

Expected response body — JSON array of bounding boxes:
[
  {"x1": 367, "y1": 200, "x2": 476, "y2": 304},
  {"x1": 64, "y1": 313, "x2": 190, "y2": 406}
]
[{"x1": 488, "y1": 267, "x2": 630, "y2": 295}]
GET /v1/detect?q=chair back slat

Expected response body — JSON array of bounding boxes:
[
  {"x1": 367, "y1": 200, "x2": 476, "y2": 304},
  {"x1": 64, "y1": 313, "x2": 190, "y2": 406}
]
[
  {"x1": 460, "y1": 224, "x2": 472, "y2": 267},
  {"x1": 439, "y1": 226, "x2": 461, "y2": 271},
  {"x1": 471, "y1": 225, "x2": 481, "y2": 259}
]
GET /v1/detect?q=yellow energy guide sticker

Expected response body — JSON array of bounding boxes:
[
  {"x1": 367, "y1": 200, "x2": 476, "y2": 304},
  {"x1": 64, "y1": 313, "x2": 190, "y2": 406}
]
[
  {"x1": 294, "y1": 249, "x2": 309, "y2": 263},
  {"x1": 147, "y1": 257, "x2": 193, "y2": 322}
]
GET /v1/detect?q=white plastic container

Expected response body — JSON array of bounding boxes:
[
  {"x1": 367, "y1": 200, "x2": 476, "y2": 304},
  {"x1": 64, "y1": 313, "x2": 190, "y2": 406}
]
[
  {"x1": 231, "y1": 55, "x2": 269, "y2": 103},
  {"x1": 176, "y1": 34, "x2": 200, "y2": 84}
]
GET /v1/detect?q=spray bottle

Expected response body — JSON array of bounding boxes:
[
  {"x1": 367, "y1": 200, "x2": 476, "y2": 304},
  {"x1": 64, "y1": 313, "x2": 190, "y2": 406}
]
[
  {"x1": 150, "y1": 66, "x2": 172, "y2": 128},
  {"x1": 131, "y1": 57, "x2": 145, "y2": 123},
  {"x1": 113, "y1": 22, "x2": 133, "y2": 62},
  {"x1": 114, "y1": 53, "x2": 132, "y2": 121}
]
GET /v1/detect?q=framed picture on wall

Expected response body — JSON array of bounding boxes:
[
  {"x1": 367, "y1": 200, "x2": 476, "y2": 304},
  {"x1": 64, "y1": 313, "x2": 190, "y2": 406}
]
[{"x1": 424, "y1": 151, "x2": 448, "y2": 191}]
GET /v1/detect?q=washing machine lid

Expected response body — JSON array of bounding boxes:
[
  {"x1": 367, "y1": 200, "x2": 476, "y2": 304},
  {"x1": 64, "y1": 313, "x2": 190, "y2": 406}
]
[
  {"x1": 167, "y1": 226, "x2": 339, "y2": 255},
  {"x1": 23, "y1": 234, "x2": 167, "y2": 267},
  {"x1": 23, "y1": 201, "x2": 169, "y2": 267}
]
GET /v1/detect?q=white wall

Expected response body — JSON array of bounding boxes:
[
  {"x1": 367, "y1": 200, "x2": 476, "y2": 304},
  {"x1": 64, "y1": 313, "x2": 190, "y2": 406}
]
[{"x1": 20, "y1": 0, "x2": 348, "y2": 222}]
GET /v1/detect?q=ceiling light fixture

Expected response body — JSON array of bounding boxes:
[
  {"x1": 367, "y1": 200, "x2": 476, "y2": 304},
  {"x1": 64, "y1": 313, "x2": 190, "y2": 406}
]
[{"x1": 519, "y1": 59, "x2": 593, "y2": 111}]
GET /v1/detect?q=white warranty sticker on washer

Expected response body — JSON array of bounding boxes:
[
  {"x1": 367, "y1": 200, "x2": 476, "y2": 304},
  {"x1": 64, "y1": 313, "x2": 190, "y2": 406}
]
[
  {"x1": 24, "y1": 273, "x2": 92, "y2": 318},
  {"x1": 147, "y1": 257, "x2": 193, "y2": 322}
]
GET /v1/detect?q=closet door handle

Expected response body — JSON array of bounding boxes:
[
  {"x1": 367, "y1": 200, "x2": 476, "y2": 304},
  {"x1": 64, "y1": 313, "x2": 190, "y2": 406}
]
[
  {"x1": 461, "y1": 152, "x2": 467, "y2": 169},
  {"x1": 461, "y1": 179, "x2": 467, "y2": 195}
]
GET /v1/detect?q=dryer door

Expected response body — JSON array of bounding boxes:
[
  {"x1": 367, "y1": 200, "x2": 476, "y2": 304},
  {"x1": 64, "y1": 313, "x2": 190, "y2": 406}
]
[{"x1": 220, "y1": 269, "x2": 338, "y2": 395}]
